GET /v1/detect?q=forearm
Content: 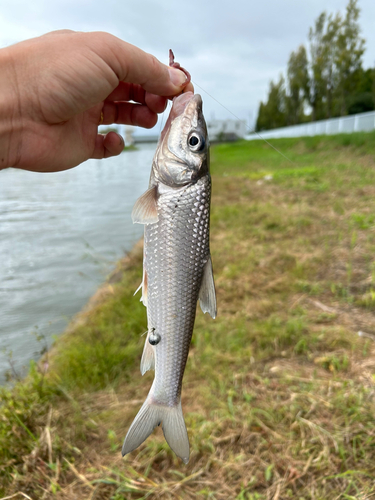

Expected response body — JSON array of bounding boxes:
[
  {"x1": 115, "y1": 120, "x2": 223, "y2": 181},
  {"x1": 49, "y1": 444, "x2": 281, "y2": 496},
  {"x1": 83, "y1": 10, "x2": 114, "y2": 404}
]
[{"x1": 0, "y1": 47, "x2": 22, "y2": 170}]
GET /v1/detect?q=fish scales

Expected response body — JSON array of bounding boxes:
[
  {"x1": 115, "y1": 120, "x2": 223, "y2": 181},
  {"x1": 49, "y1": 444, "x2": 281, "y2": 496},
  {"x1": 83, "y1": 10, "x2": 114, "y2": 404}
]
[
  {"x1": 146, "y1": 176, "x2": 211, "y2": 406},
  {"x1": 122, "y1": 92, "x2": 216, "y2": 464}
]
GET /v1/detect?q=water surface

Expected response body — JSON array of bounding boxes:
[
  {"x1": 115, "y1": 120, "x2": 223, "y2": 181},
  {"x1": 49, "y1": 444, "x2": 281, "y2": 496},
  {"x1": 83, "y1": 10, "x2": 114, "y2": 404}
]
[{"x1": 0, "y1": 144, "x2": 154, "y2": 382}]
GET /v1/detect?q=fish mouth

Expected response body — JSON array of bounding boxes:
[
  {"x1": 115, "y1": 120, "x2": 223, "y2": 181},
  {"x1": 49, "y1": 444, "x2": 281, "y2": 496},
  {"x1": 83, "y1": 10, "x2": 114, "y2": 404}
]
[
  {"x1": 159, "y1": 93, "x2": 202, "y2": 143},
  {"x1": 171, "y1": 92, "x2": 201, "y2": 119}
]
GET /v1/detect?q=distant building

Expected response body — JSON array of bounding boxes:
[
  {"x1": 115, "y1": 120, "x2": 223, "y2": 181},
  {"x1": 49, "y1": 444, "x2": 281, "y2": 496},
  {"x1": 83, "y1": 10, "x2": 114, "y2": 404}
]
[
  {"x1": 206, "y1": 119, "x2": 247, "y2": 142},
  {"x1": 129, "y1": 119, "x2": 248, "y2": 145},
  {"x1": 124, "y1": 126, "x2": 135, "y2": 146},
  {"x1": 133, "y1": 134, "x2": 159, "y2": 144}
]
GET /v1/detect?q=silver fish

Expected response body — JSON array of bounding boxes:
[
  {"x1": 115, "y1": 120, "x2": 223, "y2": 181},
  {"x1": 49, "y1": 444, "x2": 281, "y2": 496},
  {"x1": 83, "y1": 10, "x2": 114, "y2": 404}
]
[{"x1": 122, "y1": 92, "x2": 217, "y2": 464}]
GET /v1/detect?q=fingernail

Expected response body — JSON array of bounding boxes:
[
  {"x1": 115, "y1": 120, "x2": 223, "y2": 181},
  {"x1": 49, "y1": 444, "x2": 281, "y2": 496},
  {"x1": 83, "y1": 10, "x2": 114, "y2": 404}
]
[{"x1": 168, "y1": 68, "x2": 187, "y2": 88}]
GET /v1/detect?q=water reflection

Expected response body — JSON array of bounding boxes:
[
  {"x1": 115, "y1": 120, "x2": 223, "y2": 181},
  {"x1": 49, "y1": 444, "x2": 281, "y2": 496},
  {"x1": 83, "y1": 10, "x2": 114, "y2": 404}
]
[{"x1": 0, "y1": 144, "x2": 155, "y2": 382}]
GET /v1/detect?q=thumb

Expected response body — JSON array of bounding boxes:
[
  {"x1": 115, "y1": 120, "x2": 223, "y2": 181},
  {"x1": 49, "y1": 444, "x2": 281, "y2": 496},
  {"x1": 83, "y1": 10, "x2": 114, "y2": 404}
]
[{"x1": 83, "y1": 32, "x2": 190, "y2": 97}]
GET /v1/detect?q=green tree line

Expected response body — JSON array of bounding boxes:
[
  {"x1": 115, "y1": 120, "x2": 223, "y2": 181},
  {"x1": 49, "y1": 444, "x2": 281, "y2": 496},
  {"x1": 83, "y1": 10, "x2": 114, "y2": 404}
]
[{"x1": 256, "y1": 0, "x2": 375, "y2": 131}]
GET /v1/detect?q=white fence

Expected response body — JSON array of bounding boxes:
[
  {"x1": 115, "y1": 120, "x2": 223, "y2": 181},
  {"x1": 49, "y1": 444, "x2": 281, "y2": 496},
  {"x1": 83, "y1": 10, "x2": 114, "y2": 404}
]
[{"x1": 245, "y1": 110, "x2": 375, "y2": 141}]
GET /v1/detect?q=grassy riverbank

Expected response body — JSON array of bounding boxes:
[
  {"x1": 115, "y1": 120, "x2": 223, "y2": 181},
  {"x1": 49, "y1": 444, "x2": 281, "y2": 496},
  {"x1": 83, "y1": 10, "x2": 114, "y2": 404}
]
[{"x1": 2, "y1": 132, "x2": 375, "y2": 499}]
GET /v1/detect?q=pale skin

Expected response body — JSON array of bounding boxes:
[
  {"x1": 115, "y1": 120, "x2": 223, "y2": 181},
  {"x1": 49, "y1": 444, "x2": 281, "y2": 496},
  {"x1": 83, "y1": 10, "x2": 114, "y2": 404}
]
[{"x1": 0, "y1": 30, "x2": 193, "y2": 173}]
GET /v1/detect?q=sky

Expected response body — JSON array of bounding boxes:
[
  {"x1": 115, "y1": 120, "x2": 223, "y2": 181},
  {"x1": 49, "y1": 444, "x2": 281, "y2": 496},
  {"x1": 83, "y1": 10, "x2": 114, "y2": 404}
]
[{"x1": 1, "y1": 0, "x2": 374, "y2": 132}]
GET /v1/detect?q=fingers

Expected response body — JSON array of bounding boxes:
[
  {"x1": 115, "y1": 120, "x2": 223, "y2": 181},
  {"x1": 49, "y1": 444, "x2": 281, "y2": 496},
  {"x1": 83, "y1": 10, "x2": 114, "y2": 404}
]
[
  {"x1": 145, "y1": 93, "x2": 168, "y2": 114},
  {"x1": 106, "y1": 82, "x2": 168, "y2": 114},
  {"x1": 101, "y1": 101, "x2": 159, "y2": 128},
  {"x1": 43, "y1": 29, "x2": 75, "y2": 36},
  {"x1": 183, "y1": 81, "x2": 195, "y2": 94},
  {"x1": 85, "y1": 32, "x2": 190, "y2": 97},
  {"x1": 106, "y1": 82, "x2": 147, "y2": 103},
  {"x1": 166, "y1": 81, "x2": 195, "y2": 101},
  {"x1": 91, "y1": 132, "x2": 124, "y2": 159}
]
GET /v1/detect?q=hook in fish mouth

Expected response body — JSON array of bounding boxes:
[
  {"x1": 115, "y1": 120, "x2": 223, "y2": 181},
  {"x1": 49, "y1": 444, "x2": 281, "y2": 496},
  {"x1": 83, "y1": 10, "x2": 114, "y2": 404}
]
[{"x1": 170, "y1": 92, "x2": 195, "y2": 118}]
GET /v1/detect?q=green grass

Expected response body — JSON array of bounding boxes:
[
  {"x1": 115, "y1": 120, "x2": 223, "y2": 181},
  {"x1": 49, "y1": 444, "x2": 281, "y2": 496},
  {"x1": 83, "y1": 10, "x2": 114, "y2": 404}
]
[{"x1": 2, "y1": 132, "x2": 375, "y2": 498}]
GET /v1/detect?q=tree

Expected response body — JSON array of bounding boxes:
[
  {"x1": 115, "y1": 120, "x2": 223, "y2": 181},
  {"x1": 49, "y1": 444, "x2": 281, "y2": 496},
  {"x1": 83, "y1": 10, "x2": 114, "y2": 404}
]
[
  {"x1": 347, "y1": 68, "x2": 374, "y2": 114},
  {"x1": 307, "y1": 0, "x2": 365, "y2": 118},
  {"x1": 335, "y1": 0, "x2": 365, "y2": 115},
  {"x1": 286, "y1": 45, "x2": 309, "y2": 125},
  {"x1": 308, "y1": 11, "x2": 341, "y2": 120},
  {"x1": 255, "y1": 76, "x2": 287, "y2": 131},
  {"x1": 255, "y1": 0, "x2": 368, "y2": 129},
  {"x1": 307, "y1": 12, "x2": 327, "y2": 121},
  {"x1": 255, "y1": 102, "x2": 267, "y2": 132}
]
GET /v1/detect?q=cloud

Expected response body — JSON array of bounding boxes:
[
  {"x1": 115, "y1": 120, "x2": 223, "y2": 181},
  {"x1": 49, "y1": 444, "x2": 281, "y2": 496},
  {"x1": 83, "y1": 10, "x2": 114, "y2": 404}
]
[{"x1": 1, "y1": 0, "x2": 374, "y2": 128}]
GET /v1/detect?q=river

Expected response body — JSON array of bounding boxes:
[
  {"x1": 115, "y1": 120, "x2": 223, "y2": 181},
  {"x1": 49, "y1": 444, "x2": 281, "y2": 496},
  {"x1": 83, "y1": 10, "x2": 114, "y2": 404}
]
[{"x1": 0, "y1": 143, "x2": 155, "y2": 383}]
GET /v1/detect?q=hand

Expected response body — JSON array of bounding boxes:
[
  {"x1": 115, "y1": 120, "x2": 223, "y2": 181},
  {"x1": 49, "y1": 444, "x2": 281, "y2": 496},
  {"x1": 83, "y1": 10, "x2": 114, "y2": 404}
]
[{"x1": 0, "y1": 30, "x2": 193, "y2": 172}]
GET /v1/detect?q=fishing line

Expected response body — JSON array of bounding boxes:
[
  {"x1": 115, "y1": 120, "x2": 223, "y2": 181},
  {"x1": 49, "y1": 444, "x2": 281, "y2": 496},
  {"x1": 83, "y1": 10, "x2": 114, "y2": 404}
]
[
  {"x1": 158, "y1": 110, "x2": 164, "y2": 137},
  {"x1": 158, "y1": 99, "x2": 171, "y2": 138},
  {"x1": 192, "y1": 80, "x2": 297, "y2": 166}
]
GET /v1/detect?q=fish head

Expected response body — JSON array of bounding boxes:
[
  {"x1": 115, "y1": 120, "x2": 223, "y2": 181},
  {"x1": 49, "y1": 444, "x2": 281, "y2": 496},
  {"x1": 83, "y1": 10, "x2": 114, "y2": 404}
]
[{"x1": 153, "y1": 92, "x2": 209, "y2": 187}]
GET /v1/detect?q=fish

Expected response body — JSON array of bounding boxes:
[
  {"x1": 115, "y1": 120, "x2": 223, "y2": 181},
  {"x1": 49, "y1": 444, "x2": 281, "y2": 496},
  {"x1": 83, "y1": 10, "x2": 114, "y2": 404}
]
[{"x1": 121, "y1": 90, "x2": 217, "y2": 464}]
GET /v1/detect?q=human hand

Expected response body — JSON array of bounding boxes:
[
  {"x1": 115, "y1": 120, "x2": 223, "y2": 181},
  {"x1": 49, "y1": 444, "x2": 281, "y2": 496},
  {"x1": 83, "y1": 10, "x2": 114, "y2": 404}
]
[{"x1": 0, "y1": 30, "x2": 193, "y2": 172}]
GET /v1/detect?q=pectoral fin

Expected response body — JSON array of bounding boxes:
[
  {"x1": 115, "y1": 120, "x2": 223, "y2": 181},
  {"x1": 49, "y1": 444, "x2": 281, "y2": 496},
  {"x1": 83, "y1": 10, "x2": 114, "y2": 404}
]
[
  {"x1": 199, "y1": 255, "x2": 217, "y2": 319},
  {"x1": 132, "y1": 186, "x2": 158, "y2": 224}
]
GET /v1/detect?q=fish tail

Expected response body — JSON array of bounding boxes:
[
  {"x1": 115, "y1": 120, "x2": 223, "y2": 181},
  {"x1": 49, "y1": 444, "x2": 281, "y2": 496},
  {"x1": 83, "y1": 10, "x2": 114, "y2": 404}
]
[{"x1": 122, "y1": 397, "x2": 190, "y2": 464}]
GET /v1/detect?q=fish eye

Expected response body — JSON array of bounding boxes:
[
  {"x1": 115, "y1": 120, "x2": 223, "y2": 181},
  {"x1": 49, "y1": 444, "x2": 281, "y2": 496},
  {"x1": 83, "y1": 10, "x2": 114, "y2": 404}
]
[{"x1": 188, "y1": 132, "x2": 205, "y2": 152}]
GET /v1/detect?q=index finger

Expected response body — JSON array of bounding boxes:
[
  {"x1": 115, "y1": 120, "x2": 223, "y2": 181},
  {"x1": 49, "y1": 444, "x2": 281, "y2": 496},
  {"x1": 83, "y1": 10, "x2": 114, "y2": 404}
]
[{"x1": 105, "y1": 82, "x2": 168, "y2": 114}]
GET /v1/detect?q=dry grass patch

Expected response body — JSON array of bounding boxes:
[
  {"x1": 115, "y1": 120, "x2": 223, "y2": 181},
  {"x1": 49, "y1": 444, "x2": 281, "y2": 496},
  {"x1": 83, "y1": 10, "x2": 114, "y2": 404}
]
[{"x1": 2, "y1": 133, "x2": 375, "y2": 499}]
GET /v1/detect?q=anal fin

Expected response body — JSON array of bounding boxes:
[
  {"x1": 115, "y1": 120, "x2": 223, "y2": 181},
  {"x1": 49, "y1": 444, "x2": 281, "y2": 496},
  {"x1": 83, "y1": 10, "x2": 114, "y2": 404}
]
[{"x1": 140, "y1": 334, "x2": 155, "y2": 375}]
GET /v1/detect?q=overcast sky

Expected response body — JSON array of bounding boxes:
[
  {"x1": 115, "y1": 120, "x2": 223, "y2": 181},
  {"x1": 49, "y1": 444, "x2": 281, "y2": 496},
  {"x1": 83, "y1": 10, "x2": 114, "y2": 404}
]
[{"x1": 1, "y1": 0, "x2": 374, "y2": 131}]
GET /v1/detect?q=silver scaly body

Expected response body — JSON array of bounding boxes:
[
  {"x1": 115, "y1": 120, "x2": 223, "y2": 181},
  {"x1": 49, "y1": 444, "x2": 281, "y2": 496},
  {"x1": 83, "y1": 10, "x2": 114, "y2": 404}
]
[{"x1": 122, "y1": 93, "x2": 216, "y2": 464}]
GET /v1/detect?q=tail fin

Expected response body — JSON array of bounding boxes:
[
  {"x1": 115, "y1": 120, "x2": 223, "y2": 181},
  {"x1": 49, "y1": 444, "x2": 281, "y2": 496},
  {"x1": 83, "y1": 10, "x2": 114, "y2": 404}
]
[{"x1": 122, "y1": 397, "x2": 190, "y2": 464}]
